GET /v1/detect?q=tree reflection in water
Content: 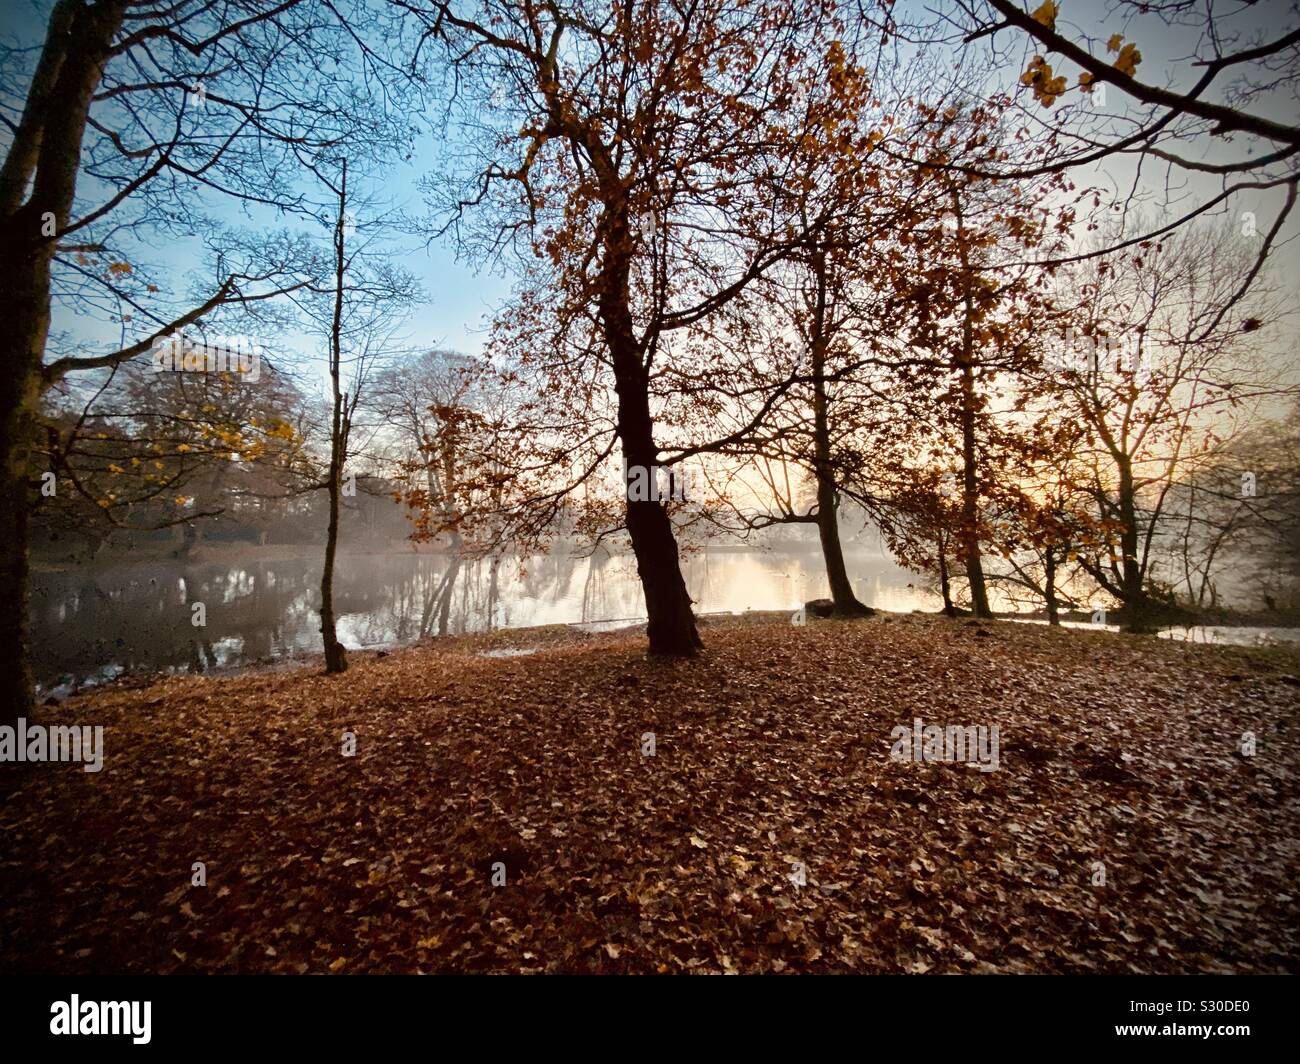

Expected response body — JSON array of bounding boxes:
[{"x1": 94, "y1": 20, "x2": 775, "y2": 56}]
[{"x1": 31, "y1": 547, "x2": 933, "y2": 688}]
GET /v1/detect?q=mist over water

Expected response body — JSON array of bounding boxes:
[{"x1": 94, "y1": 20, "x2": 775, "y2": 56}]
[
  {"x1": 31, "y1": 546, "x2": 1299, "y2": 691},
  {"x1": 29, "y1": 547, "x2": 938, "y2": 688}
]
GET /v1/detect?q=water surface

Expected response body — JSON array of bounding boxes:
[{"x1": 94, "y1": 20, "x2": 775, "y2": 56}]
[
  {"x1": 30, "y1": 547, "x2": 935, "y2": 688},
  {"x1": 31, "y1": 548, "x2": 1297, "y2": 691}
]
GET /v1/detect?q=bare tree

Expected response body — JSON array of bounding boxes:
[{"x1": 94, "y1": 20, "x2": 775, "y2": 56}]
[
  {"x1": 1049, "y1": 219, "x2": 1288, "y2": 630},
  {"x1": 295, "y1": 159, "x2": 418, "y2": 673},
  {"x1": 0, "y1": 0, "x2": 404, "y2": 719}
]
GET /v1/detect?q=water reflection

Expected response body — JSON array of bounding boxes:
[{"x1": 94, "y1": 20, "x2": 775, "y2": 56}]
[
  {"x1": 32, "y1": 548, "x2": 1295, "y2": 690},
  {"x1": 30, "y1": 548, "x2": 935, "y2": 687},
  {"x1": 1157, "y1": 625, "x2": 1300, "y2": 647}
]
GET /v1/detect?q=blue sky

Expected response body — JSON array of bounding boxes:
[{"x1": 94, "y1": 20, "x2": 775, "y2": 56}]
[
  {"x1": 5, "y1": 0, "x2": 1297, "y2": 383},
  {"x1": 3, "y1": 0, "x2": 513, "y2": 381}
]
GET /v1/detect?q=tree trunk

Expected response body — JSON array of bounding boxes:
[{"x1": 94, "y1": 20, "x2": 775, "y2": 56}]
[
  {"x1": 959, "y1": 360, "x2": 992, "y2": 618},
  {"x1": 624, "y1": 461, "x2": 701, "y2": 655},
  {"x1": 809, "y1": 248, "x2": 870, "y2": 618},
  {"x1": 952, "y1": 190, "x2": 992, "y2": 619},
  {"x1": 321, "y1": 457, "x2": 347, "y2": 673},
  {"x1": 1116, "y1": 456, "x2": 1152, "y2": 632},
  {"x1": 815, "y1": 493, "x2": 870, "y2": 616},
  {"x1": 937, "y1": 535, "x2": 956, "y2": 616},
  {"x1": 0, "y1": 255, "x2": 51, "y2": 730},
  {"x1": 0, "y1": 260, "x2": 45, "y2": 728},
  {"x1": 0, "y1": 0, "x2": 126, "y2": 728},
  {"x1": 320, "y1": 160, "x2": 349, "y2": 674},
  {"x1": 598, "y1": 212, "x2": 700, "y2": 655},
  {"x1": 1044, "y1": 550, "x2": 1060, "y2": 626},
  {"x1": 0, "y1": 389, "x2": 37, "y2": 728}
]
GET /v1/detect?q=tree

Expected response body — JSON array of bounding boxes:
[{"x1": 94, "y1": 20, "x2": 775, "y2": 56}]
[
  {"x1": 408, "y1": 0, "x2": 869, "y2": 653},
  {"x1": 1166, "y1": 404, "x2": 1300, "y2": 612},
  {"x1": 373, "y1": 348, "x2": 499, "y2": 549},
  {"x1": 0, "y1": 0, "x2": 400, "y2": 720},
  {"x1": 297, "y1": 159, "x2": 418, "y2": 673},
  {"x1": 899, "y1": 0, "x2": 1300, "y2": 287},
  {"x1": 848, "y1": 100, "x2": 1069, "y2": 619},
  {"x1": 1050, "y1": 219, "x2": 1286, "y2": 630},
  {"x1": 982, "y1": 437, "x2": 1102, "y2": 625},
  {"x1": 35, "y1": 351, "x2": 311, "y2": 561},
  {"x1": 697, "y1": 96, "x2": 904, "y2": 617}
]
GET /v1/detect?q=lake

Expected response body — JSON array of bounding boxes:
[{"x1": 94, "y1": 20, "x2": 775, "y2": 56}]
[{"x1": 29, "y1": 547, "x2": 1299, "y2": 690}]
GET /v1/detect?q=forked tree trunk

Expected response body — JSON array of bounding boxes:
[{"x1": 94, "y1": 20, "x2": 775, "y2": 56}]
[
  {"x1": 598, "y1": 214, "x2": 700, "y2": 655},
  {"x1": 1116, "y1": 456, "x2": 1153, "y2": 633},
  {"x1": 0, "y1": 0, "x2": 126, "y2": 728}
]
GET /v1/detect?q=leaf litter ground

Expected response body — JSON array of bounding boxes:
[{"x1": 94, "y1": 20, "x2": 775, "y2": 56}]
[{"x1": 2, "y1": 613, "x2": 1297, "y2": 973}]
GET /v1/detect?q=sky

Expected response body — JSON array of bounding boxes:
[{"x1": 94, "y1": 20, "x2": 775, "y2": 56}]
[
  {"x1": 3, "y1": 0, "x2": 513, "y2": 386},
  {"x1": 4, "y1": 0, "x2": 1298, "y2": 387},
  {"x1": 255, "y1": 0, "x2": 1290, "y2": 369}
]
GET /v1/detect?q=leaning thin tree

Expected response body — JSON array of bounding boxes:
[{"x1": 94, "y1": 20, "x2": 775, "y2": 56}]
[{"x1": 302, "y1": 158, "x2": 418, "y2": 672}]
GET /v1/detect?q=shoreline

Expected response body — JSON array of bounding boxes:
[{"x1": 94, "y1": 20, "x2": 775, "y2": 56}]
[{"x1": 34, "y1": 606, "x2": 1300, "y2": 702}]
